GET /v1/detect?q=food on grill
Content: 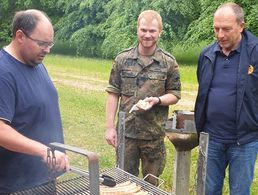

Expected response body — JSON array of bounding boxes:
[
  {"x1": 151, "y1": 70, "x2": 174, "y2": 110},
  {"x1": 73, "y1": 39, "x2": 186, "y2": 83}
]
[
  {"x1": 129, "y1": 100, "x2": 150, "y2": 113},
  {"x1": 70, "y1": 166, "x2": 116, "y2": 187},
  {"x1": 100, "y1": 181, "x2": 148, "y2": 195}
]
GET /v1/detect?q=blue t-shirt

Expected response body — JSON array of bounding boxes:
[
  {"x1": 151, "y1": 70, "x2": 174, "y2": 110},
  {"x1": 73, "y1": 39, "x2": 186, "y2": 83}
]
[
  {"x1": 0, "y1": 49, "x2": 64, "y2": 193},
  {"x1": 204, "y1": 43, "x2": 240, "y2": 143}
]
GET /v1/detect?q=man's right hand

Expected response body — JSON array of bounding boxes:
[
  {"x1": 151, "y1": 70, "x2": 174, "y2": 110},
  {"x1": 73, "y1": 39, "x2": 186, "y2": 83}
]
[
  {"x1": 105, "y1": 128, "x2": 117, "y2": 148},
  {"x1": 42, "y1": 149, "x2": 70, "y2": 172}
]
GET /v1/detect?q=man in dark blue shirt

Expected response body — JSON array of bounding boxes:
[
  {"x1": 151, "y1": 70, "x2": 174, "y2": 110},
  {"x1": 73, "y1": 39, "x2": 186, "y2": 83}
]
[
  {"x1": 0, "y1": 9, "x2": 70, "y2": 193},
  {"x1": 195, "y1": 2, "x2": 258, "y2": 195}
]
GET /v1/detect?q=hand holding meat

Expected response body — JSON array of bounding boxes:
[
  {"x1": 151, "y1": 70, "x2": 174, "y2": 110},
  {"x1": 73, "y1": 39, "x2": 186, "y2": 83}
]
[{"x1": 129, "y1": 97, "x2": 160, "y2": 113}]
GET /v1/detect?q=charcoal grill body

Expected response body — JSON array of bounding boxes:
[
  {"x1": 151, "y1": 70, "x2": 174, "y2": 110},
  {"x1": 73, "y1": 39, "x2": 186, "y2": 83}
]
[
  {"x1": 11, "y1": 168, "x2": 170, "y2": 195},
  {"x1": 11, "y1": 143, "x2": 170, "y2": 195},
  {"x1": 165, "y1": 110, "x2": 208, "y2": 195}
]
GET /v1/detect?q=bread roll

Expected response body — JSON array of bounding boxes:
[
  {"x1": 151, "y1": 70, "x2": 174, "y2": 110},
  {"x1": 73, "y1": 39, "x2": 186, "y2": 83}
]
[
  {"x1": 136, "y1": 100, "x2": 149, "y2": 110},
  {"x1": 129, "y1": 100, "x2": 150, "y2": 113}
]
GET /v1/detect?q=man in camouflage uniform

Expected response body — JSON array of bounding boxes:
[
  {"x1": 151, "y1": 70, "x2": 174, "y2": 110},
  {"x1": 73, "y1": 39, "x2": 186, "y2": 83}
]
[{"x1": 105, "y1": 10, "x2": 181, "y2": 185}]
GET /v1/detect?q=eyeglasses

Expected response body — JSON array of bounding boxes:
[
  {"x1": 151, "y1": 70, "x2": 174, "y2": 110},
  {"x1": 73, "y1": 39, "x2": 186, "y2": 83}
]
[{"x1": 22, "y1": 31, "x2": 54, "y2": 49}]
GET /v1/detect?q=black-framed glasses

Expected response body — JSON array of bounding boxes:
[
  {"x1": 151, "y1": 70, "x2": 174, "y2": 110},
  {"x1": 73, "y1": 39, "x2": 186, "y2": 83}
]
[{"x1": 22, "y1": 31, "x2": 54, "y2": 49}]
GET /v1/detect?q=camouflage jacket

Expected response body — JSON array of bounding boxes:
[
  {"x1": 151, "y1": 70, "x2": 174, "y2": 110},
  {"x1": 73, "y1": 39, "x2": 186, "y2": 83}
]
[{"x1": 106, "y1": 46, "x2": 181, "y2": 140}]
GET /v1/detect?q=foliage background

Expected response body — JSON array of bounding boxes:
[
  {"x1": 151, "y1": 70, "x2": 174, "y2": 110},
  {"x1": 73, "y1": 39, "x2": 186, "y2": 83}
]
[
  {"x1": 1, "y1": 1, "x2": 258, "y2": 193},
  {"x1": 1, "y1": 0, "x2": 258, "y2": 59}
]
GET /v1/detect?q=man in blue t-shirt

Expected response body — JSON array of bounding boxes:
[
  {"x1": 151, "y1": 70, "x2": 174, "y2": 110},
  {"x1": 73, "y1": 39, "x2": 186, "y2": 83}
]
[
  {"x1": 195, "y1": 2, "x2": 258, "y2": 195},
  {"x1": 0, "y1": 9, "x2": 70, "y2": 193}
]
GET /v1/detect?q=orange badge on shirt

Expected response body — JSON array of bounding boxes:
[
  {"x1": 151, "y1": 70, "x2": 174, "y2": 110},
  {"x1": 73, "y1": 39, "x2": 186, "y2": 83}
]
[{"x1": 248, "y1": 65, "x2": 254, "y2": 74}]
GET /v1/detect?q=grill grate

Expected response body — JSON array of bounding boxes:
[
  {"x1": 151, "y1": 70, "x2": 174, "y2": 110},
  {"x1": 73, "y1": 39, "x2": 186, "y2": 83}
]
[
  {"x1": 102, "y1": 168, "x2": 170, "y2": 195},
  {"x1": 11, "y1": 167, "x2": 170, "y2": 195},
  {"x1": 11, "y1": 176, "x2": 90, "y2": 195}
]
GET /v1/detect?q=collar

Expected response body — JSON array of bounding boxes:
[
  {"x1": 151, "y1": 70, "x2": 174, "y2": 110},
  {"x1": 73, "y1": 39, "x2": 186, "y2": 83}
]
[
  {"x1": 214, "y1": 38, "x2": 242, "y2": 54},
  {"x1": 128, "y1": 44, "x2": 163, "y2": 63}
]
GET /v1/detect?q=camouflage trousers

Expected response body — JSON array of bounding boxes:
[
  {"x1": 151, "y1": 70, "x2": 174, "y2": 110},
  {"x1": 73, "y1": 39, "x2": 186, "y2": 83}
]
[{"x1": 123, "y1": 137, "x2": 166, "y2": 186}]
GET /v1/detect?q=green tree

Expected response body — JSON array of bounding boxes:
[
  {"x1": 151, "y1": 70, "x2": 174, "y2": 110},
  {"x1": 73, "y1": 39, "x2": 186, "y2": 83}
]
[
  {"x1": 183, "y1": 0, "x2": 258, "y2": 46},
  {"x1": 182, "y1": 0, "x2": 225, "y2": 46},
  {"x1": 0, "y1": 0, "x2": 18, "y2": 42},
  {"x1": 54, "y1": 0, "x2": 109, "y2": 56},
  {"x1": 1, "y1": 0, "x2": 257, "y2": 58},
  {"x1": 0, "y1": 0, "x2": 64, "y2": 42},
  {"x1": 102, "y1": 0, "x2": 201, "y2": 57},
  {"x1": 236, "y1": 0, "x2": 258, "y2": 36}
]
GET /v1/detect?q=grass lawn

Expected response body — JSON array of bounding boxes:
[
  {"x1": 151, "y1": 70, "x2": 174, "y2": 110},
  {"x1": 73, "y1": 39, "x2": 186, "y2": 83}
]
[{"x1": 44, "y1": 54, "x2": 258, "y2": 194}]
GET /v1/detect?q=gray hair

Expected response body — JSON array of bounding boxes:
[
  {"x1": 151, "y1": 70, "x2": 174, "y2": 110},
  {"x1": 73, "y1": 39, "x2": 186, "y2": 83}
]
[{"x1": 216, "y1": 2, "x2": 244, "y2": 24}]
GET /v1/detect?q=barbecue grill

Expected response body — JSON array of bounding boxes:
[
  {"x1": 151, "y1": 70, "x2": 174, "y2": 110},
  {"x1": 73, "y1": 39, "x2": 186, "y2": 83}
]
[{"x1": 11, "y1": 142, "x2": 170, "y2": 195}]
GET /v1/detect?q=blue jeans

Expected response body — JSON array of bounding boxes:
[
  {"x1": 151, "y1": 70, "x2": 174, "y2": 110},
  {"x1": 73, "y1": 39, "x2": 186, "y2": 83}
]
[{"x1": 205, "y1": 140, "x2": 258, "y2": 195}]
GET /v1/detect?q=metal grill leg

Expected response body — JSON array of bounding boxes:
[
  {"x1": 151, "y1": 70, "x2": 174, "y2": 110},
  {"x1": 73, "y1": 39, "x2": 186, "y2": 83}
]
[
  {"x1": 196, "y1": 132, "x2": 209, "y2": 195},
  {"x1": 116, "y1": 111, "x2": 125, "y2": 169},
  {"x1": 172, "y1": 150, "x2": 191, "y2": 195}
]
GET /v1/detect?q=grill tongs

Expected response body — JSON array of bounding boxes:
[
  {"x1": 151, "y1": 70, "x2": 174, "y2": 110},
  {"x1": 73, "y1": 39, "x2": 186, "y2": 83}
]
[
  {"x1": 48, "y1": 142, "x2": 116, "y2": 194},
  {"x1": 70, "y1": 166, "x2": 116, "y2": 187}
]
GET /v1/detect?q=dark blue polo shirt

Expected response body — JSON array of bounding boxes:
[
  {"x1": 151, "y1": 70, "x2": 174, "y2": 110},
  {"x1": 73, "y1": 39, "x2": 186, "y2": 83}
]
[
  {"x1": 203, "y1": 41, "x2": 241, "y2": 143},
  {"x1": 0, "y1": 49, "x2": 64, "y2": 193}
]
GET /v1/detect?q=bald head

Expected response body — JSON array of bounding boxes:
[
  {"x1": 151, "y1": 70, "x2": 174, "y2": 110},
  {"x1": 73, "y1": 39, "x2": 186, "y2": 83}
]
[
  {"x1": 213, "y1": 2, "x2": 244, "y2": 54},
  {"x1": 12, "y1": 9, "x2": 52, "y2": 38},
  {"x1": 137, "y1": 10, "x2": 162, "y2": 31},
  {"x1": 215, "y1": 2, "x2": 244, "y2": 24}
]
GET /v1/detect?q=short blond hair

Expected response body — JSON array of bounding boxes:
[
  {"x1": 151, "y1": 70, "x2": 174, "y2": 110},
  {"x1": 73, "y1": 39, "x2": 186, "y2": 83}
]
[{"x1": 137, "y1": 10, "x2": 162, "y2": 31}]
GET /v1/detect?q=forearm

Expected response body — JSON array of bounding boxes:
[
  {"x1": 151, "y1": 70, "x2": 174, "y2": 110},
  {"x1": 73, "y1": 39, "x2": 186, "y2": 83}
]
[
  {"x1": 0, "y1": 120, "x2": 48, "y2": 159},
  {"x1": 0, "y1": 120, "x2": 70, "y2": 171},
  {"x1": 141, "y1": 93, "x2": 179, "y2": 111},
  {"x1": 105, "y1": 92, "x2": 119, "y2": 129},
  {"x1": 105, "y1": 92, "x2": 119, "y2": 147},
  {"x1": 159, "y1": 93, "x2": 179, "y2": 106}
]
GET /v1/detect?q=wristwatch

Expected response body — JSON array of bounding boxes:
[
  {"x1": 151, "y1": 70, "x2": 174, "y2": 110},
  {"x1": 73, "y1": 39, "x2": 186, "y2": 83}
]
[{"x1": 157, "y1": 97, "x2": 161, "y2": 105}]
